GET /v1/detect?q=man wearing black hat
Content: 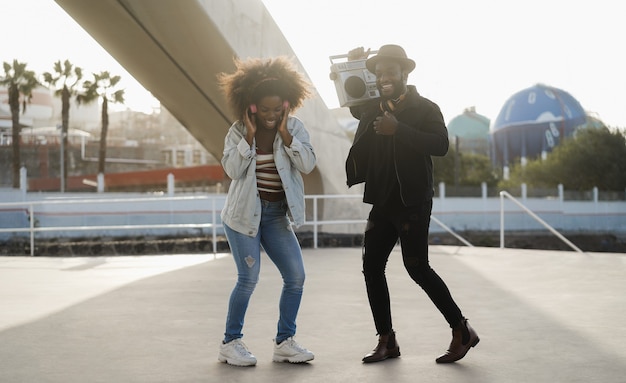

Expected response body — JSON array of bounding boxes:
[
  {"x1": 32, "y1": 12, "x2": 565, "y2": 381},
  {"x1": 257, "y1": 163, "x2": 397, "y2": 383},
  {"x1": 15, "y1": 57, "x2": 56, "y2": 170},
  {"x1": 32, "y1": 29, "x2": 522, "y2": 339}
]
[{"x1": 345, "y1": 44, "x2": 479, "y2": 364}]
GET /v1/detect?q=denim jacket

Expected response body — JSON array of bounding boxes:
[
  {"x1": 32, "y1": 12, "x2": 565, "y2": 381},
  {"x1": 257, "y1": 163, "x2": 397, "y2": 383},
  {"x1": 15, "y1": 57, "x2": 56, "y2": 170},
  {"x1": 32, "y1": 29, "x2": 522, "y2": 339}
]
[{"x1": 220, "y1": 116, "x2": 316, "y2": 236}]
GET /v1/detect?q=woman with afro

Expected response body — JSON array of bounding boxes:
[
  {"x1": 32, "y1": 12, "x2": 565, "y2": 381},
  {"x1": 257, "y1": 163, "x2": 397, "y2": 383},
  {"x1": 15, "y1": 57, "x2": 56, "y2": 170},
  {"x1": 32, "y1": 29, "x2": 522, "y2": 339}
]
[{"x1": 216, "y1": 56, "x2": 317, "y2": 366}]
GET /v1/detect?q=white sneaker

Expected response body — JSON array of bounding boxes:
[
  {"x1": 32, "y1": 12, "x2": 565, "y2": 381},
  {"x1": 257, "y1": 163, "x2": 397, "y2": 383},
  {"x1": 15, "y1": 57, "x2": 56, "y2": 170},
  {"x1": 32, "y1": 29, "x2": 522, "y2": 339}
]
[
  {"x1": 272, "y1": 337, "x2": 315, "y2": 363},
  {"x1": 218, "y1": 339, "x2": 257, "y2": 366}
]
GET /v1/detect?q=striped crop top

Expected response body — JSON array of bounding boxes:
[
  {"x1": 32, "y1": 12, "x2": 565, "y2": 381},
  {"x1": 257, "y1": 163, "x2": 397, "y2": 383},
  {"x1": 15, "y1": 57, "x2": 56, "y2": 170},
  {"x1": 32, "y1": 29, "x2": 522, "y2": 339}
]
[{"x1": 256, "y1": 149, "x2": 284, "y2": 193}]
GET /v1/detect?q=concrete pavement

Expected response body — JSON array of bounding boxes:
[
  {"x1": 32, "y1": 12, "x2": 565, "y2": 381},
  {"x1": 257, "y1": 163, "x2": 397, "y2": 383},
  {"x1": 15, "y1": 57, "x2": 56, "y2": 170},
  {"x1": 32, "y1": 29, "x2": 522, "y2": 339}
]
[{"x1": 1, "y1": 246, "x2": 625, "y2": 382}]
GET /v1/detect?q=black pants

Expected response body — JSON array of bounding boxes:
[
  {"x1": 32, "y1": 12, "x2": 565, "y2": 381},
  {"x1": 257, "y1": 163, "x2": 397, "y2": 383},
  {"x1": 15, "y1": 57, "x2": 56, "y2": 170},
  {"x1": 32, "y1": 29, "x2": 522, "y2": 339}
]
[{"x1": 362, "y1": 200, "x2": 463, "y2": 335}]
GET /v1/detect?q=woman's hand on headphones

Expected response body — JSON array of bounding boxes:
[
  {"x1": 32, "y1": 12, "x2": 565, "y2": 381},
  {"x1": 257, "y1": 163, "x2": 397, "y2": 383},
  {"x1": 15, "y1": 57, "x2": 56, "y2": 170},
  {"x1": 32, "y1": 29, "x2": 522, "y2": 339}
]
[
  {"x1": 243, "y1": 106, "x2": 257, "y2": 146},
  {"x1": 277, "y1": 100, "x2": 293, "y2": 147}
]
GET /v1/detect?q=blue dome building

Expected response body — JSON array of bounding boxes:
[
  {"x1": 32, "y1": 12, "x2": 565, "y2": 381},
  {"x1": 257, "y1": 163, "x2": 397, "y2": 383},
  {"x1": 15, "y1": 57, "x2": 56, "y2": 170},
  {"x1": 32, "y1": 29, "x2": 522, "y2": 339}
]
[{"x1": 490, "y1": 83, "x2": 588, "y2": 167}]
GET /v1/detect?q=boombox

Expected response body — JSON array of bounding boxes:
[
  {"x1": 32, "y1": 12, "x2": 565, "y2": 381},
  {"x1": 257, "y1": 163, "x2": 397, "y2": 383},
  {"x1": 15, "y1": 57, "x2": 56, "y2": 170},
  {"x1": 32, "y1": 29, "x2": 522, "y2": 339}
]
[{"x1": 329, "y1": 52, "x2": 379, "y2": 107}]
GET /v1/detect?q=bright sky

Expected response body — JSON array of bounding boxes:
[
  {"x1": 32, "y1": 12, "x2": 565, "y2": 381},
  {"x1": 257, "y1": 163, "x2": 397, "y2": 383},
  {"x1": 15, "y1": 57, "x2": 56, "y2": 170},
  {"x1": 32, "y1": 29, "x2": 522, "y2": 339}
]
[
  {"x1": 3, "y1": 0, "x2": 625, "y2": 127},
  {"x1": 2, "y1": 0, "x2": 159, "y2": 114}
]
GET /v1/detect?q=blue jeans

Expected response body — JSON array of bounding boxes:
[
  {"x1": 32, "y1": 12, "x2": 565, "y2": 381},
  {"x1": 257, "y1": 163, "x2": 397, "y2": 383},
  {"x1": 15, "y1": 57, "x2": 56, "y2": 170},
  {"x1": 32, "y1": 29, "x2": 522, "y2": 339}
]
[{"x1": 223, "y1": 199, "x2": 306, "y2": 344}]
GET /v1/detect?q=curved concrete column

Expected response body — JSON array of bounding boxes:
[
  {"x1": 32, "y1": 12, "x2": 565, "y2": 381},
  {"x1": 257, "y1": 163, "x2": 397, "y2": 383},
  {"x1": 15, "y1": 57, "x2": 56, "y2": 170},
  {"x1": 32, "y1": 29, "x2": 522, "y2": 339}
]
[{"x1": 55, "y1": 0, "x2": 365, "y2": 226}]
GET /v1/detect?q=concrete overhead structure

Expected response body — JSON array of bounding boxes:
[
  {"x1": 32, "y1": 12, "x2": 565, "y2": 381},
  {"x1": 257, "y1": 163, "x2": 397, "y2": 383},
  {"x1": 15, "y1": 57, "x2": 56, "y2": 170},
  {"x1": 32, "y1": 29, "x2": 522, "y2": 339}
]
[{"x1": 55, "y1": 0, "x2": 366, "y2": 226}]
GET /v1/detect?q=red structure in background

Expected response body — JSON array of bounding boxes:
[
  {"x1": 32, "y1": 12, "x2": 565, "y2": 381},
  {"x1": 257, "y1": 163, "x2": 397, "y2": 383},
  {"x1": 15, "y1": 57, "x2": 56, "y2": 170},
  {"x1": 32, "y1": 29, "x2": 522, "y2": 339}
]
[{"x1": 28, "y1": 164, "x2": 227, "y2": 192}]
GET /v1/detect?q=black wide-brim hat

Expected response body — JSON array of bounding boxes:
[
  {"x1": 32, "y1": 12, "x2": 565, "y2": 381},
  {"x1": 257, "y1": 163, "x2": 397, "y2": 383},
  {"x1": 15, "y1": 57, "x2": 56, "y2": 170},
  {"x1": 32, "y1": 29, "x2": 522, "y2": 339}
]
[{"x1": 366, "y1": 44, "x2": 416, "y2": 73}]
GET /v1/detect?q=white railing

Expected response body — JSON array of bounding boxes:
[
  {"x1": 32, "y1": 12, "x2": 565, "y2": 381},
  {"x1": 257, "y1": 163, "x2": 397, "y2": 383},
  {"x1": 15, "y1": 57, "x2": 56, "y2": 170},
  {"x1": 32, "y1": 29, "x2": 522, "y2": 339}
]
[
  {"x1": 0, "y1": 195, "x2": 222, "y2": 256},
  {"x1": 499, "y1": 190, "x2": 584, "y2": 253},
  {"x1": 304, "y1": 194, "x2": 366, "y2": 249},
  {"x1": 0, "y1": 194, "x2": 473, "y2": 256},
  {"x1": 430, "y1": 215, "x2": 474, "y2": 247},
  {"x1": 304, "y1": 194, "x2": 472, "y2": 249}
]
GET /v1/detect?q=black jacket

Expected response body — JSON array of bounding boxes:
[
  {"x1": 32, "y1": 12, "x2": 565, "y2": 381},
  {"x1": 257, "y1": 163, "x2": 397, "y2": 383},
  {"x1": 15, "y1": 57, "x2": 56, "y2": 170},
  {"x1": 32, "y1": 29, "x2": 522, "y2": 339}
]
[{"x1": 346, "y1": 85, "x2": 449, "y2": 206}]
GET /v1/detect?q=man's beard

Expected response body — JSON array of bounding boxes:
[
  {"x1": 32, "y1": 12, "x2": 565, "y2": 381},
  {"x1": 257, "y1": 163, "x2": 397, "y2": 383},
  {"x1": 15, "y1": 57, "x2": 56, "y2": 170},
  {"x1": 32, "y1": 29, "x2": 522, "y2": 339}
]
[{"x1": 380, "y1": 81, "x2": 406, "y2": 100}]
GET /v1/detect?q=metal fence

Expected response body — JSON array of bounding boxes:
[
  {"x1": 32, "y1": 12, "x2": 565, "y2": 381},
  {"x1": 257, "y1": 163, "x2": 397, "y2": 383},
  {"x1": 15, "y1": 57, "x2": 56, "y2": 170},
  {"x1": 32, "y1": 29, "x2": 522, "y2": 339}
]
[
  {"x1": 3, "y1": 190, "x2": 624, "y2": 256},
  {"x1": 0, "y1": 194, "x2": 474, "y2": 256},
  {"x1": 0, "y1": 195, "x2": 222, "y2": 256}
]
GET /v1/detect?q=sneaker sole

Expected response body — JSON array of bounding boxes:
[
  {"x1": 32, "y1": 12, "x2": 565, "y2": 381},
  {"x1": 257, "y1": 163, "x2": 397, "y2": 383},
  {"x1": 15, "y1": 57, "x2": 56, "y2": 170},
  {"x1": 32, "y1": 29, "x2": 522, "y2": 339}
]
[
  {"x1": 218, "y1": 355, "x2": 257, "y2": 367},
  {"x1": 272, "y1": 354, "x2": 315, "y2": 363}
]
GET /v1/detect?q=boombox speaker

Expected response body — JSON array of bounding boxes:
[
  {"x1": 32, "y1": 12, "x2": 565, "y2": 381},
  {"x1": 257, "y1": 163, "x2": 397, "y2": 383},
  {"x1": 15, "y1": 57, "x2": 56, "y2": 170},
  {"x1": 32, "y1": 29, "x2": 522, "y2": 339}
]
[{"x1": 329, "y1": 51, "x2": 379, "y2": 107}]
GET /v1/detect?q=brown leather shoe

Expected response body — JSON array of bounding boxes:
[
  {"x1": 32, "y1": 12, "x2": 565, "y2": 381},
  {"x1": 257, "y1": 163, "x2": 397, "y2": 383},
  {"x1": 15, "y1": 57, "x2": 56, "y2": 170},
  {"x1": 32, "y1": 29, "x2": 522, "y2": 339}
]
[
  {"x1": 436, "y1": 318, "x2": 479, "y2": 363},
  {"x1": 362, "y1": 331, "x2": 401, "y2": 363}
]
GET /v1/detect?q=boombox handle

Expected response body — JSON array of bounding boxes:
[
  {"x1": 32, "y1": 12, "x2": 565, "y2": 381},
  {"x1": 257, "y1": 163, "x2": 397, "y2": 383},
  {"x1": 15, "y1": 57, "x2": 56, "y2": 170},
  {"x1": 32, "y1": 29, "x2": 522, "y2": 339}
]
[{"x1": 329, "y1": 50, "x2": 378, "y2": 64}]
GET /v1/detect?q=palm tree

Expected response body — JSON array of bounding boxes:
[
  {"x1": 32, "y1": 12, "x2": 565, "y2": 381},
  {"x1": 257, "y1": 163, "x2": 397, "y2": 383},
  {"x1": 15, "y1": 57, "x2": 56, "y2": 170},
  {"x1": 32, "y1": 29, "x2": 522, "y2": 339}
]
[
  {"x1": 42, "y1": 60, "x2": 84, "y2": 191},
  {"x1": 80, "y1": 71, "x2": 125, "y2": 175},
  {"x1": 0, "y1": 60, "x2": 39, "y2": 188}
]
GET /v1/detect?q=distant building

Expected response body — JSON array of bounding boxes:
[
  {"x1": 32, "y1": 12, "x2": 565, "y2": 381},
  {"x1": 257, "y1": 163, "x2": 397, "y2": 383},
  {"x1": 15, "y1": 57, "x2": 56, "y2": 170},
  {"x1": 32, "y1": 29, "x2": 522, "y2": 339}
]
[
  {"x1": 1, "y1": 84, "x2": 216, "y2": 189},
  {"x1": 0, "y1": 86, "x2": 55, "y2": 143},
  {"x1": 490, "y1": 83, "x2": 589, "y2": 168},
  {"x1": 447, "y1": 107, "x2": 490, "y2": 156},
  {"x1": 0, "y1": 85, "x2": 100, "y2": 136}
]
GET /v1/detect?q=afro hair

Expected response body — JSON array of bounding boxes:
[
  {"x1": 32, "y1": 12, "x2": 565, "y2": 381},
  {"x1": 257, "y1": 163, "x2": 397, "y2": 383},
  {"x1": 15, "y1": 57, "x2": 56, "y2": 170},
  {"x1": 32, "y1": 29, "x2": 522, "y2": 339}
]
[{"x1": 217, "y1": 56, "x2": 311, "y2": 120}]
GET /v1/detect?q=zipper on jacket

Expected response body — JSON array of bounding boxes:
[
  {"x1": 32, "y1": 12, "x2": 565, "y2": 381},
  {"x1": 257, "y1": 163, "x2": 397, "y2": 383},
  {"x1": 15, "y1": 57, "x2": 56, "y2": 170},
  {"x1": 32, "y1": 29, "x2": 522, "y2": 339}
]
[{"x1": 392, "y1": 135, "x2": 407, "y2": 206}]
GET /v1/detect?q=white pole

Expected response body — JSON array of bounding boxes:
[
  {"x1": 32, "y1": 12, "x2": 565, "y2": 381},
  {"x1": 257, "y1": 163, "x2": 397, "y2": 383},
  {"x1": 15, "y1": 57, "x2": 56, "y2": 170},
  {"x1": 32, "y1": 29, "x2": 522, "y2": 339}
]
[
  {"x1": 313, "y1": 196, "x2": 318, "y2": 249},
  {"x1": 60, "y1": 128, "x2": 65, "y2": 193},
  {"x1": 97, "y1": 173, "x2": 104, "y2": 193},
  {"x1": 20, "y1": 166, "x2": 28, "y2": 195},
  {"x1": 167, "y1": 173, "x2": 175, "y2": 196},
  {"x1": 500, "y1": 192, "x2": 505, "y2": 248}
]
